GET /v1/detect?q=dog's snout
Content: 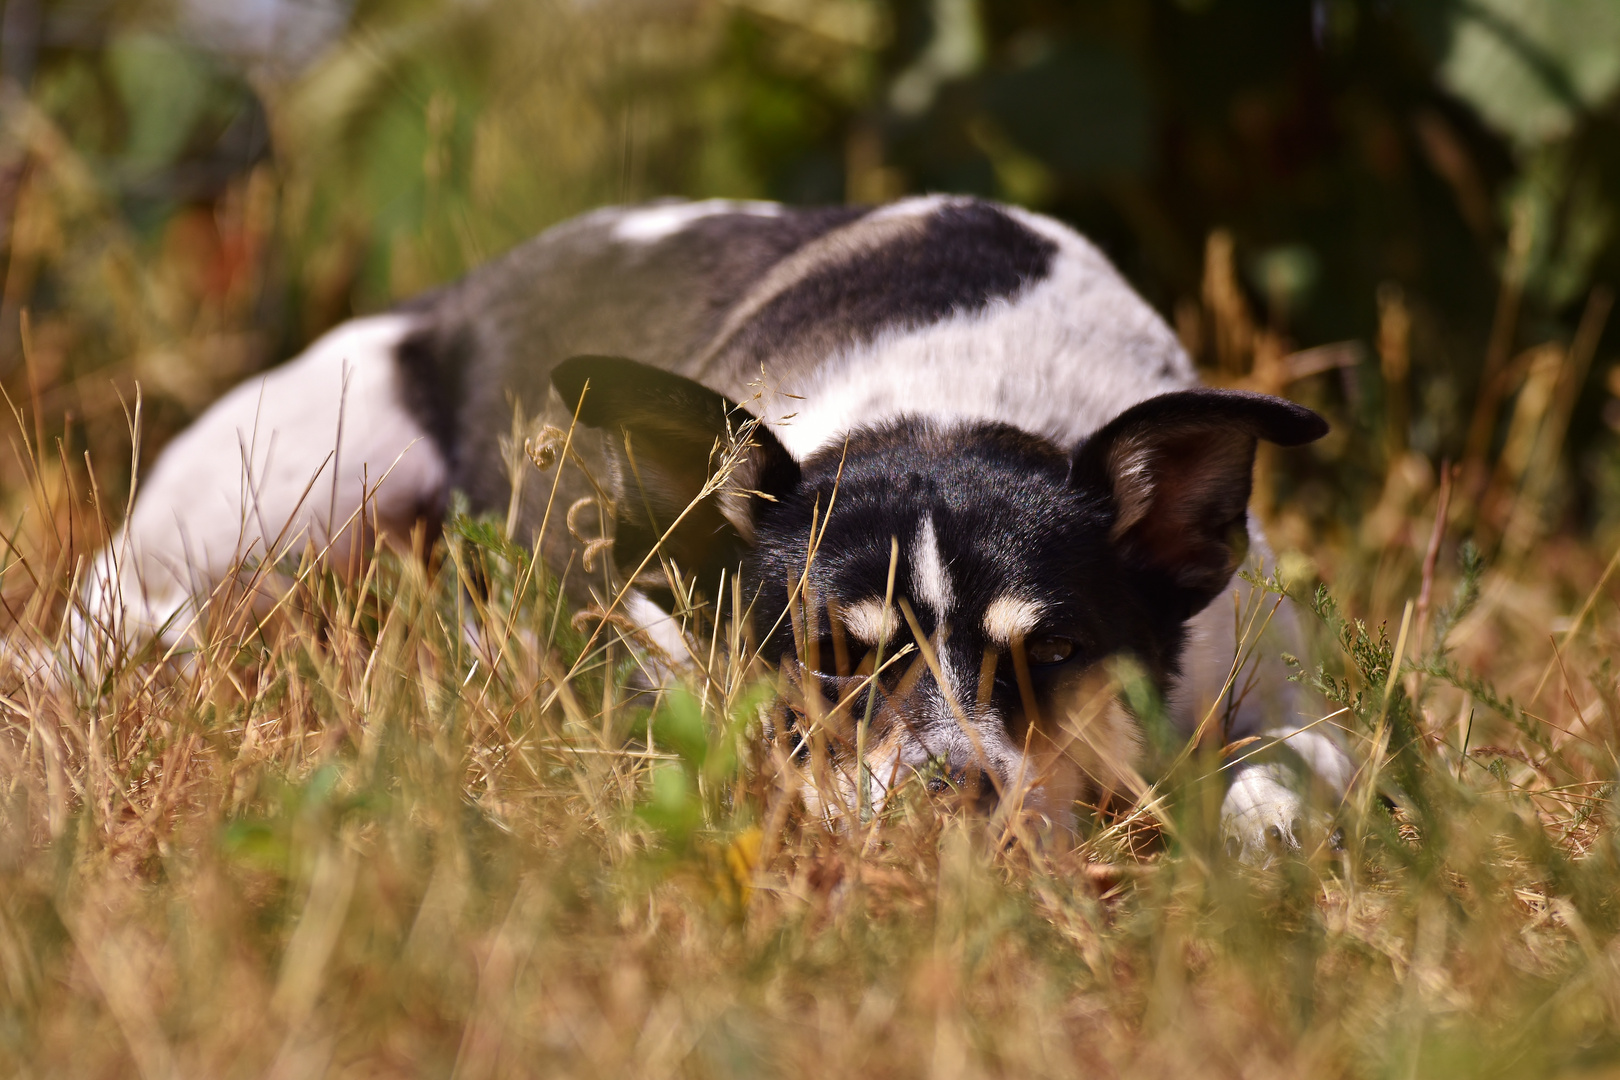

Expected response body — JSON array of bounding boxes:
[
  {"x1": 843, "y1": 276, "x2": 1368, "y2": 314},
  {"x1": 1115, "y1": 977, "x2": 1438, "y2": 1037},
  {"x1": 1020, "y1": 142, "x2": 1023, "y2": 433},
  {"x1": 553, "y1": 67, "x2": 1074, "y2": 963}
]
[{"x1": 926, "y1": 765, "x2": 1000, "y2": 813}]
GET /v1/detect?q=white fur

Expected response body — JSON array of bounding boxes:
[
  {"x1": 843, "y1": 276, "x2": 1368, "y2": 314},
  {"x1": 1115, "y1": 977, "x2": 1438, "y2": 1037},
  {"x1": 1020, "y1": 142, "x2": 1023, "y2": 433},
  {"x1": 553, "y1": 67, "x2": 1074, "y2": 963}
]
[
  {"x1": 859, "y1": 708, "x2": 1030, "y2": 816},
  {"x1": 865, "y1": 193, "x2": 956, "y2": 222},
  {"x1": 908, "y1": 516, "x2": 953, "y2": 625},
  {"x1": 1221, "y1": 763, "x2": 1305, "y2": 863},
  {"x1": 1173, "y1": 536, "x2": 1356, "y2": 859},
  {"x1": 1217, "y1": 723, "x2": 1353, "y2": 860},
  {"x1": 610, "y1": 199, "x2": 781, "y2": 244},
  {"x1": 1272, "y1": 727, "x2": 1355, "y2": 795},
  {"x1": 759, "y1": 203, "x2": 1195, "y2": 458},
  {"x1": 912, "y1": 517, "x2": 966, "y2": 702},
  {"x1": 71, "y1": 314, "x2": 445, "y2": 672},
  {"x1": 623, "y1": 590, "x2": 693, "y2": 670}
]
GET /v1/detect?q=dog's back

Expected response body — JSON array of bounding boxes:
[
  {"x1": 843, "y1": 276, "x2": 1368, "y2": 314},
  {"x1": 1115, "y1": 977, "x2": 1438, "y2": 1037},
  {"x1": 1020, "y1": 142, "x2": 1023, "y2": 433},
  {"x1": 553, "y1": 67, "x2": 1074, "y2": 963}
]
[{"x1": 403, "y1": 196, "x2": 1195, "y2": 505}]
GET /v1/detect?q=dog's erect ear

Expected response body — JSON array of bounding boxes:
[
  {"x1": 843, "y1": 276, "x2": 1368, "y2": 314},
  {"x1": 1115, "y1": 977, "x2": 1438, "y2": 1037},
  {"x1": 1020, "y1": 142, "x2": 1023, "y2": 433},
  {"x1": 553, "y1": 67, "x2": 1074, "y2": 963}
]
[
  {"x1": 550, "y1": 356, "x2": 800, "y2": 584},
  {"x1": 1070, "y1": 388, "x2": 1327, "y2": 615}
]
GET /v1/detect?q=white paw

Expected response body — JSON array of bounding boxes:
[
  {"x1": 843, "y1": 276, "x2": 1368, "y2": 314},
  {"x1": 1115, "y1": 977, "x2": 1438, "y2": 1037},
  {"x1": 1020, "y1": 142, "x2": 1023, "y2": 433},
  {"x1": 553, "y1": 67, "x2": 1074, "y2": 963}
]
[{"x1": 1221, "y1": 763, "x2": 1307, "y2": 864}]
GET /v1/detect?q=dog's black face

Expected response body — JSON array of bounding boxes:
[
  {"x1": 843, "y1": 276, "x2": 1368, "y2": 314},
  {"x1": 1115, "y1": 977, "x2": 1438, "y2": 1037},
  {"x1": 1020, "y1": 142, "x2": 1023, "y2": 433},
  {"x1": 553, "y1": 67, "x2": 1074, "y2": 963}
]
[
  {"x1": 746, "y1": 420, "x2": 1172, "y2": 812},
  {"x1": 552, "y1": 356, "x2": 1326, "y2": 816}
]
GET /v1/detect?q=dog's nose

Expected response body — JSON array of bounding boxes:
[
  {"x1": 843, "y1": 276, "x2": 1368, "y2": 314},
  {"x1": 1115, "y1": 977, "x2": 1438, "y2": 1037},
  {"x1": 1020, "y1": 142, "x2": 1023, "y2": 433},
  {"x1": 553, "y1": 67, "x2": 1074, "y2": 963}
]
[{"x1": 926, "y1": 766, "x2": 1000, "y2": 813}]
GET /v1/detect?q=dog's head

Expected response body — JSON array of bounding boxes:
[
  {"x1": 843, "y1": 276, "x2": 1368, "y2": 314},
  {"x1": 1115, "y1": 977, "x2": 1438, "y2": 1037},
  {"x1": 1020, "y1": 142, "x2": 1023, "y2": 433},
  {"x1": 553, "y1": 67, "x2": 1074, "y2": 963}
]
[{"x1": 552, "y1": 357, "x2": 1326, "y2": 820}]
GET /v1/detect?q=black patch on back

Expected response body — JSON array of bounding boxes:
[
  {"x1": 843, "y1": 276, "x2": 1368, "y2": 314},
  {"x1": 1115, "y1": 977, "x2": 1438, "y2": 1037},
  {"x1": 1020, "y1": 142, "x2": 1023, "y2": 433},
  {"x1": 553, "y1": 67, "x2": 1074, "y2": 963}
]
[
  {"x1": 393, "y1": 317, "x2": 473, "y2": 468},
  {"x1": 734, "y1": 201, "x2": 1057, "y2": 363}
]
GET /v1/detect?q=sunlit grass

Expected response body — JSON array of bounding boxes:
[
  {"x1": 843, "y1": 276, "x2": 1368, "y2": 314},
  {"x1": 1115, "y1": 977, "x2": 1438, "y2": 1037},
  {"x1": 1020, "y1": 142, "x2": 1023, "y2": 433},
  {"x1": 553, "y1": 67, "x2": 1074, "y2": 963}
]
[{"x1": 2, "y1": 326, "x2": 1619, "y2": 1077}]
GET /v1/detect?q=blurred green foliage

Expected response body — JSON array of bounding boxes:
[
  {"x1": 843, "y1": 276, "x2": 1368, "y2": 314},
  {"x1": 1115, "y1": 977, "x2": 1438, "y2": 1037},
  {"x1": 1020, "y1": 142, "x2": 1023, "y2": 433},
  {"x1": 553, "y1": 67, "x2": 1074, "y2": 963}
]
[{"x1": 1, "y1": 0, "x2": 1618, "y2": 528}]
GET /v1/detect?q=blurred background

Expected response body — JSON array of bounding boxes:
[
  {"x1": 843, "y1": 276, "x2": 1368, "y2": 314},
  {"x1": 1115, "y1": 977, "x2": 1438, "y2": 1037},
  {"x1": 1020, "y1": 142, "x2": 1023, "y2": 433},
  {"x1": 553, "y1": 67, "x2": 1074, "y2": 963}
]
[{"x1": 1, "y1": 0, "x2": 1617, "y2": 585}]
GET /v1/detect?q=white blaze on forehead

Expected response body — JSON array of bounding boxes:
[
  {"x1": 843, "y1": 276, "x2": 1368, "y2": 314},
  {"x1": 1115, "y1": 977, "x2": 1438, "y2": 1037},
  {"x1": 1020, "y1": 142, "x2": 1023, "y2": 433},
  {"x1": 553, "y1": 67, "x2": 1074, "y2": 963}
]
[
  {"x1": 841, "y1": 598, "x2": 898, "y2": 645},
  {"x1": 983, "y1": 595, "x2": 1046, "y2": 646},
  {"x1": 610, "y1": 199, "x2": 782, "y2": 243},
  {"x1": 909, "y1": 516, "x2": 954, "y2": 622}
]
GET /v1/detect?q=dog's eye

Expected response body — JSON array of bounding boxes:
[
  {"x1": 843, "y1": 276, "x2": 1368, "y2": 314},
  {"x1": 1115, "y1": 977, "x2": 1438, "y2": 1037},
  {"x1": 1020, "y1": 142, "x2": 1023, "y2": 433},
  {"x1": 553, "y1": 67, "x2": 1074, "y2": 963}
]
[
  {"x1": 798, "y1": 636, "x2": 843, "y2": 678},
  {"x1": 1023, "y1": 634, "x2": 1075, "y2": 666}
]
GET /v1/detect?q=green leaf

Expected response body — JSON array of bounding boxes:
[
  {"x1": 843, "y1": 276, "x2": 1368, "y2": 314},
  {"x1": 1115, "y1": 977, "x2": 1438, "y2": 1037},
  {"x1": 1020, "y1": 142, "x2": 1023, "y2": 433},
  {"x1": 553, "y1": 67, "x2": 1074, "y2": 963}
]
[
  {"x1": 105, "y1": 33, "x2": 217, "y2": 173},
  {"x1": 1436, "y1": 0, "x2": 1620, "y2": 147},
  {"x1": 653, "y1": 688, "x2": 710, "y2": 770},
  {"x1": 637, "y1": 762, "x2": 704, "y2": 841},
  {"x1": 218, "y1": 820, "x2": 288, "y2": 872}
]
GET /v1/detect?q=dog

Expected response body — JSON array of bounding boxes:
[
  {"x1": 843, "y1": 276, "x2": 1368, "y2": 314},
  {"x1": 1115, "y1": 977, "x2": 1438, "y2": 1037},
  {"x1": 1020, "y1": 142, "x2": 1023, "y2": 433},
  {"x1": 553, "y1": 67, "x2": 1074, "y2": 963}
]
[{"x1": 71, "y1": 195, "x2": 1354, "y2": 858}]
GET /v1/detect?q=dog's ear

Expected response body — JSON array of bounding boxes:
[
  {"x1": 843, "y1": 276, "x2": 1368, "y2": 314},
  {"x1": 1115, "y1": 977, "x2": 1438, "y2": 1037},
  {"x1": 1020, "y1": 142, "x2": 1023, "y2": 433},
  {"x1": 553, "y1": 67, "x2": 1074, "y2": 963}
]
[
  {"x1": 551, "y1": 356, "x2": 800, "y2": 585},
  {"x1": 1069, "y1": 388, "x2": 1327, "y2": 615}
]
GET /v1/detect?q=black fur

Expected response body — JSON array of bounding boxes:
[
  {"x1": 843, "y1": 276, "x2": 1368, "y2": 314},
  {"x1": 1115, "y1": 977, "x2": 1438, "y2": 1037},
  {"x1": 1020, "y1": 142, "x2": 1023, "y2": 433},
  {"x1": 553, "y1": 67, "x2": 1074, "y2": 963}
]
[
  {"x1": 551, "y1": 355, "x2": 799, "y2": 590},
  {"x1": 1073, "y1": 387, "x2": 1329, "y2": 453},
  {"x1": 1069, "y1": 388, "x2": 1329, "y2": 620},
  {"x1": 393, "y1": 316, "x2": 473, "y2": 469},
  {"x1": 746, "y1": 419, "x2": 1174, "y2": 741},
  {"x1": 717, "y1": 202, "x2": 1056, "y2": 372}
]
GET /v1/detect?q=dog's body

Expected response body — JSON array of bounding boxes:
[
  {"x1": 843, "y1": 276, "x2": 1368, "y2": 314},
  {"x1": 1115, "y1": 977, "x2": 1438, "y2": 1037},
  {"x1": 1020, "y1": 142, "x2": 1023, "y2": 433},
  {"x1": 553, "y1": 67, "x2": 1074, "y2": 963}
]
[{"x1": 76, "y1": 195, "x2": 1352, "y2": 856}]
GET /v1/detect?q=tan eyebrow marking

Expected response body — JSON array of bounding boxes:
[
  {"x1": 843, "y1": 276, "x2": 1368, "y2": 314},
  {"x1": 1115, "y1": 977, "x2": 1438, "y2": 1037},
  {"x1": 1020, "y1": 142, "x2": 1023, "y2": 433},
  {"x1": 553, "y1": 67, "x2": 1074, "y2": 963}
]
[
  {"x1": 983, "y1": 596, "x2": 1047, "y2": 647},
  {"x1": 841, "y1": 598, "x2": 898, "y2": 645}
]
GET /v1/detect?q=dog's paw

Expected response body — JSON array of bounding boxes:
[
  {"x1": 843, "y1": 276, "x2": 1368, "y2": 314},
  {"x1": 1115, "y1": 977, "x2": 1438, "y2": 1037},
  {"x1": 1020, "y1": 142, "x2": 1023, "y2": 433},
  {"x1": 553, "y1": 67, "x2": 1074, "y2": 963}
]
[{"x1": 1221, "y1": 763, "x2": 1307, "y2": 864}]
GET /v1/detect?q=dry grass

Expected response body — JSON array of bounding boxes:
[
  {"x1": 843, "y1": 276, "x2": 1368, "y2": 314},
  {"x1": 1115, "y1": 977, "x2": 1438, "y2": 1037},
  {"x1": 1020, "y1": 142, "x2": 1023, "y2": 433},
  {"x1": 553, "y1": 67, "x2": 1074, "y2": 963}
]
[{"x1": 1, "y1": 267, "x2": 1619, "y2": 1080}]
